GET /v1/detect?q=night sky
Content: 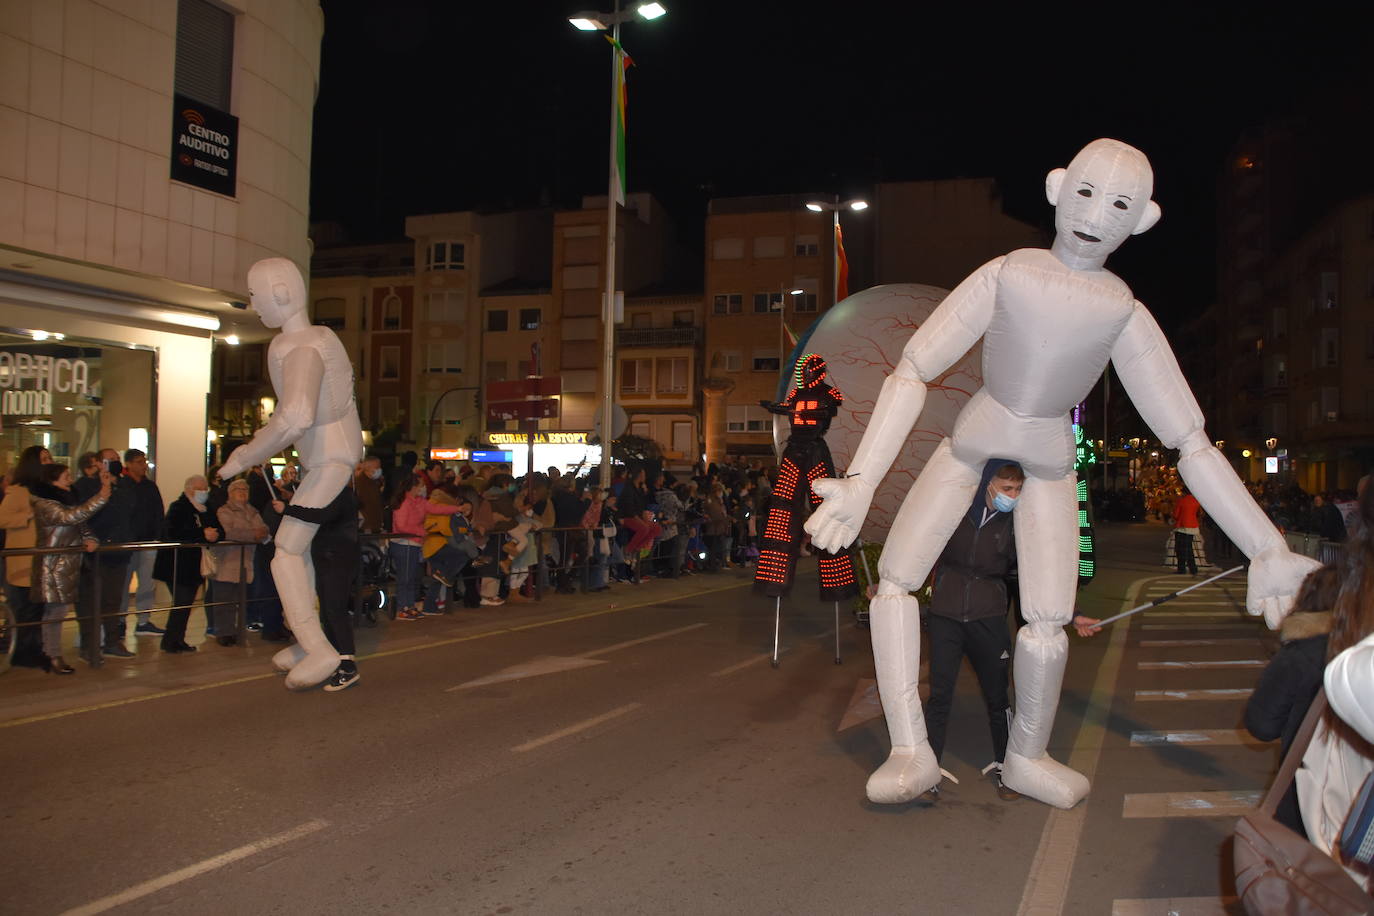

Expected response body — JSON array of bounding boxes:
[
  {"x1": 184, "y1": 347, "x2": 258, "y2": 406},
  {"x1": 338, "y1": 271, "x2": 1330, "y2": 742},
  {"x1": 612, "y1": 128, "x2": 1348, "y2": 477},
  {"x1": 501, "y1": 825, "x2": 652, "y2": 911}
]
[{"x1": 309, "y1": 1, "x2": 1371, "y2": 329}]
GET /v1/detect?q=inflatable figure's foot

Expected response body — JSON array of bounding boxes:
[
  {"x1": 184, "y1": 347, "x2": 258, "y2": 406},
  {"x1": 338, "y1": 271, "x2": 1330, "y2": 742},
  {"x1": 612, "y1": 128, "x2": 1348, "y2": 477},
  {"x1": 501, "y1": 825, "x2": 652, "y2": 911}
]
[
  {"x1": 1001, "y1": 750, "x2": 1089, "y2": 809},
  {"x1": 283, "y1": 648, "x2": 342, "y2": 690},
  {"x1": 272, "y1": 643, "x2": 307, "y2": 673},
  {"x1": 865, "y1": 746, "x2": 941, "y2": 804}
]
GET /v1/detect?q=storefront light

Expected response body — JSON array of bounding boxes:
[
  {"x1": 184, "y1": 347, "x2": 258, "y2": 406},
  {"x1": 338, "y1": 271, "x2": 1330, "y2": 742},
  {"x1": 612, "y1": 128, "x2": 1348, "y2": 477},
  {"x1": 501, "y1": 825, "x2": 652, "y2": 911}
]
[{"x1": 224, "y1": 334, "x2": 240, "y2": 346}]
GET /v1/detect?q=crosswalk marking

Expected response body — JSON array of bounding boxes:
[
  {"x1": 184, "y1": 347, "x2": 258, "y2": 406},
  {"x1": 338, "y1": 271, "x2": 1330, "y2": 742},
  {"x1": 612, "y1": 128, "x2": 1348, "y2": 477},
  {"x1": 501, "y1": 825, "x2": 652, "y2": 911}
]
[
  {"x1": 1140, "y1": 622, "x2": 1260, "y2": 630},
  {"x1": 1122, "y1": 790, "x2": 1261, "y2": 818},
  {"x1": 1137, "y1": 659, "x2": 1263, "y2": 670},
  {"x1": 1143, "y1": 610, "x2": 1250, "y2": 618},
  {"x1": 1130, "y1": 729, "x2": 1267, "y2": 748},
  {"x1": 1111, "y1": 896, "x2": 1240, "y2": 915},
  {"x1": 1138, "y1": 638, "x2": 1262, "y2": 647},
  {"x1": 1135, "y1": 688, "x2": 1253, "y2": 701}
]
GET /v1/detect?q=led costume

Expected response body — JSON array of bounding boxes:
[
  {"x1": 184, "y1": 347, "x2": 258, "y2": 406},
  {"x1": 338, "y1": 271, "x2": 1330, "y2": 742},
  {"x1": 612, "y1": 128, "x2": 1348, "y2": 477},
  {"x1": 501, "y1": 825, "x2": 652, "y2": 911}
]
[
  {"x1": 754, "y1": 354, "x2": 858, "y2": 602},
  {"x1": 218, "y1": 258, "x2": 365, "y2": 690},
  {"x1": 805, "y1": 139, "x2": 1320, "y2": 808}
]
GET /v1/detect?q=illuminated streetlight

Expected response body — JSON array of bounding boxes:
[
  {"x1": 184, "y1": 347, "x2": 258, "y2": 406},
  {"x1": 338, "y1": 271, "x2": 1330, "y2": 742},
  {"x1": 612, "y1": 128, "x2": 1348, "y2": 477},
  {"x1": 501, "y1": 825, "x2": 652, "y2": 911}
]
[{"x1": 803, "y1": 197, "x2": 868, "y2": 307}]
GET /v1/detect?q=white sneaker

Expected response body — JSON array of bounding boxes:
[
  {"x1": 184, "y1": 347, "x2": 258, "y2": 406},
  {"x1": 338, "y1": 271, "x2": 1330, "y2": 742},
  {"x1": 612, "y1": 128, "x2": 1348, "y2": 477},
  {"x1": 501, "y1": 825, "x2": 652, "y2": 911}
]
[{"x1": 480, "y1": 597, "x2": 505, "y2": 606}]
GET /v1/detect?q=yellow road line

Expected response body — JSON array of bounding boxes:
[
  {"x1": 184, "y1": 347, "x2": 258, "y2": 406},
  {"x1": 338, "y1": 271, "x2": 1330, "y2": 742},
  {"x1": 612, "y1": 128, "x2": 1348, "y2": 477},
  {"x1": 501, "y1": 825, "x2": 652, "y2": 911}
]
[{"x1": 0, "y1": 580, "x2": 750, "y2": 729}]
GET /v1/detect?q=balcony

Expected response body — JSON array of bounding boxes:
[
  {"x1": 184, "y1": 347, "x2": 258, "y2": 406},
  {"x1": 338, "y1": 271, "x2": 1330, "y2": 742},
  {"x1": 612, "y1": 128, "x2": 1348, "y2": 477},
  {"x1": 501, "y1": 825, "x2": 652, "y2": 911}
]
[{"x1": 616, "y1": 327, "x2": 701, "y2": 348}]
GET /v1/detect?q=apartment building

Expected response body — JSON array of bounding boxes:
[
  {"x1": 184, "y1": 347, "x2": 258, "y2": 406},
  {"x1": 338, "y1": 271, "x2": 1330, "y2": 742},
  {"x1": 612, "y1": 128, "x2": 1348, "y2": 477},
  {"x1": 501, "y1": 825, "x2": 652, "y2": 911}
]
[{"x1": 617, "y1": 291, "x2": 701, "y2": 468}]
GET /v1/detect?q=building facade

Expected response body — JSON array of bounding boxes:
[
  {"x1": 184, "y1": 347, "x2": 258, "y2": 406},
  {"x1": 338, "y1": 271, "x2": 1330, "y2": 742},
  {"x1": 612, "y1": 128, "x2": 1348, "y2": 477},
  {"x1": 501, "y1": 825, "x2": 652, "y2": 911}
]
[{"x1": 0, "y1": 0, "x2": 323, "y2": 495}]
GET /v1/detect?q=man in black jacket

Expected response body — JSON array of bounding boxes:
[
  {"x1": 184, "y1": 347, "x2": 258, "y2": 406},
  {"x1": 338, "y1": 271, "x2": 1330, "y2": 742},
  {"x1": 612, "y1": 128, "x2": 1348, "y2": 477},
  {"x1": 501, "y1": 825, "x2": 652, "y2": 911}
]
[
  {"x1": 923, "y1": 460, "x2": 1024, "y2": 802},
  {"x1": 75, "y1": 447, "x2": 136, "y2": 660}
]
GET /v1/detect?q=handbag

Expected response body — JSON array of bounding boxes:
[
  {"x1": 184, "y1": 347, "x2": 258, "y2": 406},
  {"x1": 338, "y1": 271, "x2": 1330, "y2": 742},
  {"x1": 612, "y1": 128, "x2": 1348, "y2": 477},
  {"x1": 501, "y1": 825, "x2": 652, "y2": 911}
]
[
  {"x1": 1339, "y1": 772, "x2": 1374, "y2": 868},
  {"x1": 199, "y1": 547, "x2": 217, "y2": 578},
  {"x1": 1233, "y1": 689, "x2": 1374, "y2": 914}
]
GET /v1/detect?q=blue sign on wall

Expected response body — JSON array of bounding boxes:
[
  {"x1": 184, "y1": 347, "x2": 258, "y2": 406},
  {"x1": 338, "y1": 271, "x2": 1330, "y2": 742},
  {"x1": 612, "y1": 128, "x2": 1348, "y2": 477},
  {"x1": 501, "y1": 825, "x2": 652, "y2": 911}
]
[{"x1": 470, "y1": 450, "x2": 513, "y2": 463}]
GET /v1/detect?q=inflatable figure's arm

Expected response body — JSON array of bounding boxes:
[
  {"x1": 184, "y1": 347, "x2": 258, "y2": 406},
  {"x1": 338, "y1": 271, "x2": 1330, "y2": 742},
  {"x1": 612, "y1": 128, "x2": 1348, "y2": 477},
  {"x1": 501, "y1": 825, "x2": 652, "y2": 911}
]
[
  {"x1": 1327, "y1": 634, "x2": 1374, "y2": 745},
  {"x1": 805, "y1": 258, "x2": 1002, "y2": 551},
  {"x1": 1111, "y1": 303, "x2": 1317, "y2": 627},
  {"x1": 221, "y1": 347, "x2": 326, "y2": 478},
  {"x1": 758, "y1": 399, "x2": 791, "y2": 415}
]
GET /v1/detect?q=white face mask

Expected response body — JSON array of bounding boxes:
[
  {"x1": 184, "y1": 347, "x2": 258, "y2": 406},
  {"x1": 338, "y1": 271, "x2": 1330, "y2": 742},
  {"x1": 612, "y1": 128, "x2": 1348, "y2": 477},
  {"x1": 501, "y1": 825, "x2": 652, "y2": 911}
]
[
  {"x1": 368, "y1": 468, "x2": 382, "y2": 480},
  {"x1": 192, "y1": 489, "x2": 209, "y2": 505}
]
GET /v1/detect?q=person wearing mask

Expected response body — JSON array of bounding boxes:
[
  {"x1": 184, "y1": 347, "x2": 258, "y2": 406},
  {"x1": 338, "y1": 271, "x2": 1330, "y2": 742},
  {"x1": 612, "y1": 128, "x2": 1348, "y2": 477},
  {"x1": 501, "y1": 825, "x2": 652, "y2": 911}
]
[
  {"x1": 922, "y1": 461, "x2": 1025, "y2": 803},
  {"x1": 389, "y1": 475, "x2": 462, "y2": 619},
  {"x1": 152, "y1": 475, "x2": 221, "y2": 653},
  {"x1": 0, "y1": 446, "x2": 53, "y2": 667},
  {"x1": 74, "y1": 447, "x2": 135, "y2": 660},
  {"x1": 119, "y1": 449, "x2": 167, "y2": 638},
  {"x1": 355, "y1": 455, "x2": 385, "y2": 534},
  {"x1": 209, "y1": 479, "x2": 269, "y2": 646},
  {"x1": 31, "y1": 463, "x2": 111, "y2": 673}
]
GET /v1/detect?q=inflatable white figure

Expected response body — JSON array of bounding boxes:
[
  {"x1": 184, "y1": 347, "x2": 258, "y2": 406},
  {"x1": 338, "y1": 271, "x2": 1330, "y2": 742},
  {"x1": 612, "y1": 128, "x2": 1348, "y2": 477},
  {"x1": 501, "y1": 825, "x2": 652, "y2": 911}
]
[
  {"x1": 805, "y1": 139, "x2": 1321, "y2": 808},
  {"x1": 218, "y1": 258, "x2": 364, "y2": 690}
]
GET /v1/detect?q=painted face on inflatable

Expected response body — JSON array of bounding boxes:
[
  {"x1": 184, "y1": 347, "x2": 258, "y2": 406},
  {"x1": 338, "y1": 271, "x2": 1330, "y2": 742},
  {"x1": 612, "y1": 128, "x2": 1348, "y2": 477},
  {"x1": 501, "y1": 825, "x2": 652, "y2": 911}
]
[
  {"x1": 1046, "y1": 139, "x2": 1161, "y2": 266},
  {"x1": 247, "y1": 257, "x2": 307, "y2": 329},
  {"x1": 795, "y1": 353, "x2": 828, "y2": 389}
]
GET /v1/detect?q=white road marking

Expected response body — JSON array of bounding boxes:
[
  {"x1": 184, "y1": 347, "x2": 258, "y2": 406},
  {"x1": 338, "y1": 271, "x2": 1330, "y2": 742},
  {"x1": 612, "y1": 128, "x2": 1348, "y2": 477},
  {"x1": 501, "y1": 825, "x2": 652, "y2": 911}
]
[
  {"x1": 587, "y1": 622, "x2": 708, "y2": 656},
  {"x1": 1130, "y1": 729, "x2": 1267, "y2": 748},
  {"x1": 1138, "y1": 638, "x2": 1262, "y2": 647},
  {"x1": 1112, "y1": 896, "x2": 1239, "y2": 915},
  {"x1": 1137, "y1": 659, "x2": 1264, "y2": 670},
  {"x1": 511, "y1": 702, "x2": 642, "y2": 753},
  {"x1": 1139, "y1": 622, "x2": 1260, "y2": 630},
  {"x1": 1135, "y1": 688, "x2": 1253, "y2": 701},
  {"x1": 709, "y1": 653, "x2": 780, "y2": 678},
  {"x1": 59, "y1": 819, "x2": 328, "y2": 916},
  {"x1": 446, "y1": 656, "x2": 606, "y2": 691},
  {"x1": 1143, "y1": 610, "x2": 1249, "y2": 618},
  {"x1": 1122, "y1": 790, "x2": 1261, "y2": 818}
]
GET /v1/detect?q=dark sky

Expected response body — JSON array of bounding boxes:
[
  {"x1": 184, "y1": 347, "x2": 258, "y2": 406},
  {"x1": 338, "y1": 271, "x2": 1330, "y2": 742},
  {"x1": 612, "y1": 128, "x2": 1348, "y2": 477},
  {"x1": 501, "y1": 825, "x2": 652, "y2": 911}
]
[{"x1": 310, "y1": 1, "x2": 1370, "y2": 326}]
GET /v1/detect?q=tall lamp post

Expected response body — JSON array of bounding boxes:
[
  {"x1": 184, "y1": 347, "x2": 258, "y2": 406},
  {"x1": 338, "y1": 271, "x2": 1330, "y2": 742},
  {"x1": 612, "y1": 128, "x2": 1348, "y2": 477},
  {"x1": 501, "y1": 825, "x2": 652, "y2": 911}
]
[
  {"x1": 569, "y1": 1, "x2": 667, "y2": 486},
  {"x1": 805, "y1": 197, "x2": 868, "y2": 307}
]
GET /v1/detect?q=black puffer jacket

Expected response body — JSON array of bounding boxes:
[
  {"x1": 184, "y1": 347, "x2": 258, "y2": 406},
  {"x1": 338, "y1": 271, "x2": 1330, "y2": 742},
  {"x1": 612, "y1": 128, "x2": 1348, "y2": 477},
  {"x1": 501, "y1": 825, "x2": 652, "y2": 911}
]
[{"x1": 929, "y1": 506, "x2": 1016, "y2": 622}]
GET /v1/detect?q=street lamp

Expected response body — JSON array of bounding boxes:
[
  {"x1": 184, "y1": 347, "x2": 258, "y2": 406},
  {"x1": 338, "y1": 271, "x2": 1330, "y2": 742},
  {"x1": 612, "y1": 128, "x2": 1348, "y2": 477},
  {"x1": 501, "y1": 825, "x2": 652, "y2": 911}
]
[
  {"x1": 569, "y1": 0, "x2": 667, "y2": 486},
  {"x1": 804, "y1": 197, "x2": 868, "y2": 307}
]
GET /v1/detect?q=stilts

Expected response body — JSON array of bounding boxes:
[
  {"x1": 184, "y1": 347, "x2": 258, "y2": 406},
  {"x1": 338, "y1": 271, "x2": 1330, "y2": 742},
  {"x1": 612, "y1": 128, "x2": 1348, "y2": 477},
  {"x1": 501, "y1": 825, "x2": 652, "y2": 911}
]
[
  {"x1": 834, "y1": 601, "x2": 841, "y2": 664},
  {"x1": 771, "y1": 596, "x2": 781, "y2": 668}
]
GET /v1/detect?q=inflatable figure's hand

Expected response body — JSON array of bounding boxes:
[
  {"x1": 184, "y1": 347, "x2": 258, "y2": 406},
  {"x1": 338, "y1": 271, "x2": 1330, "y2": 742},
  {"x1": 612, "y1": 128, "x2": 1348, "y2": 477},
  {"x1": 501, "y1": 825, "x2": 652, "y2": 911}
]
[
  {"x1": 804, "y1": 477, "x2": 874, "y2": 552},
  {"x1": 1247, "y1": 546, "x2": 1322, "y2": 629},
  {"x1": 219, "y1": 447, "x2": 249, "y2": 481}
]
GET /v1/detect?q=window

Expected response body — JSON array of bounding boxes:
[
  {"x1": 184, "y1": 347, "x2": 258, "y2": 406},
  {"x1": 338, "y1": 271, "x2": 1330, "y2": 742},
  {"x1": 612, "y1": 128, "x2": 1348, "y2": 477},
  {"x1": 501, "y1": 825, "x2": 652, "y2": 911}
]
[
  {"x1": 753, "y1": 292, "x2": 783, "y2": 314},
  {"x1": 223, "y1": 398, "x2": 241, "y2": 420},
  {"x1": 1320, "y1": 272, "x2": 1339, "y2": 310},
  {"x1": 485, "y1": 360, "x2": 507, "y2": 382},
  {"x1": 712, "y1": 294, "x2": 742, "y2": 315},
  {"x1": 519, "y1": 308, "x2": 542, "y2": 331},
  {"x1": 722, "y1": 350, "x2": 742, "y2": 372},
  {"x1": 377, "y1": 396, "x2": 400, "y2": 426},
  {"x1": 672, "y1": 310, "x2": 693, "y2": 327},
  {"x1": 620, "y1": 358, "x2": 652, "y2": 395},
  {"x1": 630, "y1": 421, "x2": 651, "y2": 439},
  {"x1": 795, "y1": 293, "x2": 818, "y2": 313},
  {"x1": 516, "y1": 360, "x2": 533, "y2": 378},
  {"x1": 426, "y1": 341, "x2": 463, "y2": 374},
  {"x1": 1321, "y1": 328, "x2": 1340, "y2": 367},
  {"x1": 223, "y1": 350, "x2": 241, "y2": 383},
  {"x1": 655, "y1": 357, "x2": 688, "y2": 395},
  {"x1": 712, "y1": 238, "x2": 744, "y2": 260},
  {"x1": 752, "y1": 348, "x2": 780, "y2": 372},
  {"x1": 313, "y1": 297, "x2": 346, "y2": 330},
  {"x1": 795, "y1": 234, "x2": 820, "y2": 257},
  {"x1": 753, "y1": 236, "x2": 784, "y2": 258},
  {"x1": 630, "y1": 312, "x2": 652, "y2": 329},
  {"x1": 379, "y1": 347, "x2": 400, "y2": 380},
  {"x1": 426, "y1": 290, "x2": 466, "y2": 323},
  {"x1": 671, "y1": 421, "x2": 692, "y2": 455},
  {"x1": 726, "y1": 405, "x2": 771, "y2": 432},
  {"x1": 1322, "y1": 387, "x2": 1340, "y2": 422},
  {"x1": 487, "y1": 310, "x2": 509, "y2": 332},
  {"x1": 425, "y1": 241, "x2": 465, "y2": 271},
  {"x1": 175, "y1": 0, "x2": 234, "y2": 110},
  {"x1": 382, "y1": 294, "x2": 402, "y2": 330},
  {"x1": 243, "y1": 350, "x2": 261, "y2": 382}
]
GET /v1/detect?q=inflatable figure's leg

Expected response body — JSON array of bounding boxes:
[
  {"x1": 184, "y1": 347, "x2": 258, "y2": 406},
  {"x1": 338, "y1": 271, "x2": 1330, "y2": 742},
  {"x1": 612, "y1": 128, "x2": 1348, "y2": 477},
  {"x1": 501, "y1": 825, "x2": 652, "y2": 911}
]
[
  {"x1": 868, "y1": 439, "x2": 981, "y2": 803},
  {"x1": 1000, "y1": 473, "x2": 1090, "y2": 809},
  {"x1": 271, "y1": 464, "x2": 349, "y2": 689}
]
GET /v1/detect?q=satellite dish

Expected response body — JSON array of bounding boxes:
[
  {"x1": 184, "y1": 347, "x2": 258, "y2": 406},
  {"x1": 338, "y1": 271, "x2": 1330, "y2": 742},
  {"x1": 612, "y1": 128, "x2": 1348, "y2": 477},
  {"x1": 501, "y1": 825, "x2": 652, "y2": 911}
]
[{"x1": 594, "y1": 403, "x2": 630, "y2": 441}]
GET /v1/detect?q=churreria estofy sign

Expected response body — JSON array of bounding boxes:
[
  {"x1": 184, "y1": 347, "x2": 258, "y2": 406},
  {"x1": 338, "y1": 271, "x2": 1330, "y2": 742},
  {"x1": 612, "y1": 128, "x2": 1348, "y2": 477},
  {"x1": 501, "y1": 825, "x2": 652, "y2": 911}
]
[{"x1": 170, "y1": 94, "x2": 238, "y2": 196}]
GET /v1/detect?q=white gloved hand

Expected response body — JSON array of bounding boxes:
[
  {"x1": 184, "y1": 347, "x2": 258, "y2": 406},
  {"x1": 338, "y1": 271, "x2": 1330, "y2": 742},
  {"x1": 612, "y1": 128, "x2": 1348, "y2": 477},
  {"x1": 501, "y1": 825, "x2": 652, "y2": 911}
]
[
  {"x1": 1246, "y1": 546, "x2": 1322, "y2": 629},
  {"x1": 218, "y1": 446, "x2": 250, "y2": 481},
  {"x1": 804, "y1": 477, "x2": 875, "y2": 552}
]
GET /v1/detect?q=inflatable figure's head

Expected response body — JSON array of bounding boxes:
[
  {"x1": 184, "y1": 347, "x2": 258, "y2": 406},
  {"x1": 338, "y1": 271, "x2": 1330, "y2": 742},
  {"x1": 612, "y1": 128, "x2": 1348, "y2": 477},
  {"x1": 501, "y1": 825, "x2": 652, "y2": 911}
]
[
  {"x1": 247, "y1": 257, "x2": 307, "y2": 329},
  {"x1": 1046, "y1": 138, "x2": 1161, "y2": 267},
  {"x1": 795, "y1": 353, "x2": 828, "y2": 389}
]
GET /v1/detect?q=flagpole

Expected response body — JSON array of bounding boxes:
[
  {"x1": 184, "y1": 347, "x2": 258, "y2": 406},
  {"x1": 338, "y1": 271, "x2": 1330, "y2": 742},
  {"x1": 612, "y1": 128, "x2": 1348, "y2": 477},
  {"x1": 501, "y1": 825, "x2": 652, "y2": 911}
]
[{"x1": 599, "y1": 1, "x2": 621, "y2": 489}]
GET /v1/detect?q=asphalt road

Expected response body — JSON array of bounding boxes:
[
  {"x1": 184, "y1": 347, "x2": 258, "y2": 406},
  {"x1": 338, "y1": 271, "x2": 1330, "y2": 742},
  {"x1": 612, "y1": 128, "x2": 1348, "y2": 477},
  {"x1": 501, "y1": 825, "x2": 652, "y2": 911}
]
[{"x1": 0, "y1": 521, "x2": 1276, "y2": 915}]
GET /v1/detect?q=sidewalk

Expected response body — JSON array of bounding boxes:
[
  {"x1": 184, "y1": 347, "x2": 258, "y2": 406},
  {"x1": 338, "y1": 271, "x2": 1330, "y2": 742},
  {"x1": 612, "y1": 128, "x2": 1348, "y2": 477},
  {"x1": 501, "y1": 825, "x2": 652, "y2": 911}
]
[{"x1": 0, "y1": 566, "x2": 757, "y2": 727}]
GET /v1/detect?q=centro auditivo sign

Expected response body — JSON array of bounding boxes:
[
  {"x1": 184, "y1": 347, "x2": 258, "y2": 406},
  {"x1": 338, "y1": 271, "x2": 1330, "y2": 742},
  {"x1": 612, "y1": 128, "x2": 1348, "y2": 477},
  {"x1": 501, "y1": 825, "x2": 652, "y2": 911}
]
[{"x1": 0, "y1": 351, "x2": 90, "y2": 416}]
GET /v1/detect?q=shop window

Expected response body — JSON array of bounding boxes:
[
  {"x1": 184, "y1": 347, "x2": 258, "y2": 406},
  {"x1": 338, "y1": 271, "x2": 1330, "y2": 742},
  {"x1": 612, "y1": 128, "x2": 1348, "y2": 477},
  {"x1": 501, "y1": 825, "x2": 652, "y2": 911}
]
[
  {"x1": 712, "y1": 294, "x2": 742, "y2": 315},
  {"x1": 655, "y1": 357, "x2": 688, "y2": 395},
  {"x1": 426, "y1": 241, "x2": 465, "y2": 271},
  {"x1": 175, "y1": 0, "x2": 234, "y2": 110},
  {"x1": 379, "y1": 346, "x2": 400, "y2": 380},
  {"x1": 427, "y1": 290, "x2": 466, "y2": 323},
  {"x1": 519, "y1": 308, "x2": 542, "y2": 331},
  {"x1": 426, "y1": 341, "x2": 463, "y2": 374},
  {"x1": 620, "y1": 358, "x2": 652, "y2": 395},
  {"x1": 382, "y1": 295, "x2": 403, "y2": 330},
  {"x1": 313, "y1": 297, "x2": 346, "y2": 330},
  {"x1": 487, "y1": 310, "x2": 509, "y2": 332}
]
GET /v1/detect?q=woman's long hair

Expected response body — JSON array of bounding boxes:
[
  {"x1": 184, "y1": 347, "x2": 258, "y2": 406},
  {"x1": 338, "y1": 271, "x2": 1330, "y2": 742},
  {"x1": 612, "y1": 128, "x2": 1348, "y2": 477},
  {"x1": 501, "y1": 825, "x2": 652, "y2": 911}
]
[
  {"x1": 1326, "y1": 480, "x2": 1374, "y2": 749},
  {"x1": 13, "y1": 445, "x2": 48, "y2": 489}
]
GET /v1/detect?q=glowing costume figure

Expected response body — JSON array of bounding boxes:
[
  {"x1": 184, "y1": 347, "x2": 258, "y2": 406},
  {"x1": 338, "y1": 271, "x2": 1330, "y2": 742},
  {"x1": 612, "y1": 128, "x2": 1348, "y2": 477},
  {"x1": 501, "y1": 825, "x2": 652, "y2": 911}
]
[
  {"x1": 754, "y1": 354, "x2": 858, "y2": 602},
  {"x1": 805, "y1": 139, "x2": 1319, "y2": 808},
  {"x1": 218, "y1": 258, "x2": 364, "y2": 690}
]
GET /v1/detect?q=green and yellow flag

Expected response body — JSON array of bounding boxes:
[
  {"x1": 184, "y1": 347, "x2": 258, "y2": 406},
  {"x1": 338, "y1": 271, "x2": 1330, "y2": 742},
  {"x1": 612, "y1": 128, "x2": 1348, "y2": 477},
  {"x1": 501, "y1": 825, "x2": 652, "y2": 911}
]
[{"x1": 605, "y1": 35, "x2": 634, "y2": 205}]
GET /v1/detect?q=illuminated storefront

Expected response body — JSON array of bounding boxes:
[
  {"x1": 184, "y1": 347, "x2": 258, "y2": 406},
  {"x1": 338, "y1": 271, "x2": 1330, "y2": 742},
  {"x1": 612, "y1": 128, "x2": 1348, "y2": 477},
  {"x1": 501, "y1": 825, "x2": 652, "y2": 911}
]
[{"x1": 483, "y1": 432, "x2": 603, "y2": 475}]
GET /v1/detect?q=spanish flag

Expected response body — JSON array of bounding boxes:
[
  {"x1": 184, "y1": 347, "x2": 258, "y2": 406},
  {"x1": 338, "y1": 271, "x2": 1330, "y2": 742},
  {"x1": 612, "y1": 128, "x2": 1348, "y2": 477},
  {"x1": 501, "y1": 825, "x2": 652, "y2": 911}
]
[
  {"x1": 835, "y1": 223, "x2": 849, "y2": 303},
  {"x1": 605, "y1": 35, "x2": 634, "y2": 205}
]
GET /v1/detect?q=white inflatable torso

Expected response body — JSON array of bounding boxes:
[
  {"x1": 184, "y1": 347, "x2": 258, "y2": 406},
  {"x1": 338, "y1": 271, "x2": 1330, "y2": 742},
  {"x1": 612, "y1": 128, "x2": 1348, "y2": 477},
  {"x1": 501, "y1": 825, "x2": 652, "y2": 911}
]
[{"x1": 267, "y1": 326, "x2": 363, "y2": 470}]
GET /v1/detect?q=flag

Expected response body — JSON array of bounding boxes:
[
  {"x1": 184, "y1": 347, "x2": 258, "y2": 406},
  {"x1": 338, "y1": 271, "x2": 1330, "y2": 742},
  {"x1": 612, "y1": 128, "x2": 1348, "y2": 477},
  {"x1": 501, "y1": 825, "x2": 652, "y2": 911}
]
[
  {"x1": 835, "y1": 223, "x2": 850, "y2": 303},
  {"x1": 782, "y1": 321, "x2": 800, "y2": 350},
  {"x1": 606, "y1": 35, "x2": 634, "y2": 205}
]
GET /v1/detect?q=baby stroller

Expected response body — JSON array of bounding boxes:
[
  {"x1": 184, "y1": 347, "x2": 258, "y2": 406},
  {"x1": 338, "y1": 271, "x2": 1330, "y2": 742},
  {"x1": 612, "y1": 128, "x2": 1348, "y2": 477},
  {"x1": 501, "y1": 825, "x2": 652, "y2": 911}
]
[{"x1": 355, "y1": 539, "x2": 392, "y2": 626}]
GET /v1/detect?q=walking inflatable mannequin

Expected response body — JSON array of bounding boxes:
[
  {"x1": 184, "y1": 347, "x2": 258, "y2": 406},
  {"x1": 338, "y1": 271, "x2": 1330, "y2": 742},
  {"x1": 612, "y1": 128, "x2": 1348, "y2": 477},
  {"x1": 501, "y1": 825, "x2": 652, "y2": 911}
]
[
  {"x1": 218, "y1": 258, "x2": 364, "y2": 690},
  {"x1": 805, "y1": 139, "x2": 1320, "y2": 809}
]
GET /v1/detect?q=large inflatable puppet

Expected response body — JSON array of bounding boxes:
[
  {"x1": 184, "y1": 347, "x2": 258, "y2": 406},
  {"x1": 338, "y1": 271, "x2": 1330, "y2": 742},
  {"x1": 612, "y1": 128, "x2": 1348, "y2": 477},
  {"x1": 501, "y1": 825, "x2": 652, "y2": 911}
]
[
  {"x1": 805, "y1": 138, "x2": 1321, "y2": 809},
  {"x1": 218, "y1": 258, "x2": 365, "y2": 690}
]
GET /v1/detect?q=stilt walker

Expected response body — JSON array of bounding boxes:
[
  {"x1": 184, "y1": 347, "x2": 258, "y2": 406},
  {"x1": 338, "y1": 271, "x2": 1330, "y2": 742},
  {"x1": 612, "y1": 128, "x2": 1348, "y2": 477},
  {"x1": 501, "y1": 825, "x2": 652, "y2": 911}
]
[{"x1": 754, "y1": 354, "x2": 859, "y2": 665}]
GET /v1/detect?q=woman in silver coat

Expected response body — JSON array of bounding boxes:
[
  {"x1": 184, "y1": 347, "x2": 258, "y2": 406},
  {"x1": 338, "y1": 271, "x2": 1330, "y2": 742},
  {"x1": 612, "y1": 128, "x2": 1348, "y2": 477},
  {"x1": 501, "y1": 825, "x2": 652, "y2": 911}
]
[{"x1": 31, "y1": 462, "x2": 112, "y2": 673}]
